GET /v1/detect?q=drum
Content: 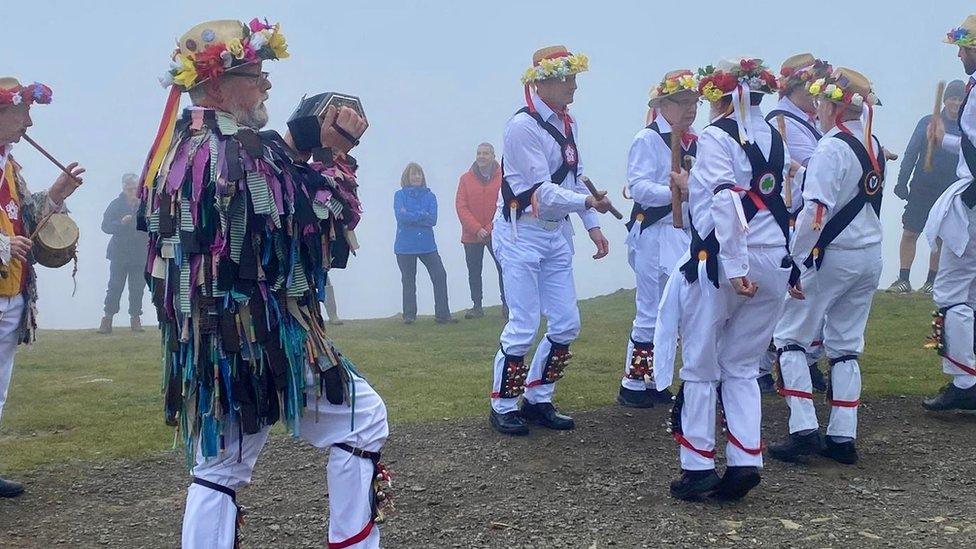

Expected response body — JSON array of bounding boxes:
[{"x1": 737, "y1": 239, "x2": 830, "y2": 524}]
[{"x1": 33, "y1": 213, "x2": 79, "y2": 268}]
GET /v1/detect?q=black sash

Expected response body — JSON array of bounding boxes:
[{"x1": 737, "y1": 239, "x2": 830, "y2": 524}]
[
  {"x1": 765, "y1": 109, "x2": 823, "y2": 141},
  {"x1": 501, "y1": 107, "x2": 581, "y2": 221},
  {"x1": 679, "y1": 217, "x2": 721, "y2": 287},
  {"x1": 625, "y1": 121, "x2": 698, "y2": 233},
  {"x1": 958, "y1": 86, "x2": 976, "y2": 208},
  {"x1": 802, "y1": 132, "x2": 886, "y2": 269}
]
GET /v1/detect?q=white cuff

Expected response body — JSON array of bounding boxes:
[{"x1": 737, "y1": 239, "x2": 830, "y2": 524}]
[
  {"x1": 0, "y1": 234, "x2": 10, "y2": 266},
  {"x1": 721, "y1": 256, "x2": 749, "y2": 279}
]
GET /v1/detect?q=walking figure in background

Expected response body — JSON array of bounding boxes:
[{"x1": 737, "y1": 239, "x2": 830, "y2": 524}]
[{"x1": 98, "y1": 172, "x2": 148, "y2": 333}]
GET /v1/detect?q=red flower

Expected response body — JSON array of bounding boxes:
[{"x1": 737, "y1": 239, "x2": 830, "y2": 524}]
[
  {"x1": 740, "y1": 58, "x2": 758, "y2": 73},
  {"x1": 761, "y1": 71, "x2": 778, "y2": 90},
  {"x1": 194, "y1": 44, "x2": 228, "y2": 82},
  {"x1": 780, "y1": 67, "x2": 795, "y2": 78},
  {"x1": 715, "y1": 72, "x2": 738, "y2": 91},
  {"x1": 249, "y1": 18, "x2": 272, "y2": 33}
]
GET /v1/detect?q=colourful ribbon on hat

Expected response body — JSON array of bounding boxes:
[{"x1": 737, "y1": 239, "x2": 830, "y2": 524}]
[{"x1": 141, "y1": 85, "x2": 182, "y2": 191}]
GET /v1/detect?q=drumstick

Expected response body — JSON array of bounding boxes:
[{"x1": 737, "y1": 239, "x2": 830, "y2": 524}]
[
  {"x1": 21, "y1": 134, "x2": 83, "y2": 185},
  {"x1": 776, "y1": 114, "x2": 793, "y2": 209},
  {"x1": 925, "y1": 80, "x2": 946, "y2": 172},
  {"x1": 670, "y1": 131, "x2": 684, "y2": 228},
  {"x1": 579, "y1": 176, "x2": 624, "y2": 219}
]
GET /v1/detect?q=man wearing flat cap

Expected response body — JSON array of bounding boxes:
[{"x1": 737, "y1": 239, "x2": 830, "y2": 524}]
[
  {"x1": 0, "y1": 77, "x2": 83, "y2": 498},
  {"x1": 488, "y1": 45, "x2": 614, "y2": 436},
  {"x1": 142, "y1": 18, "x2": 387, "y2": 548},
  {"x1": 922, "y1": 14, "x2": 976, "y2": 412},
  {"x1": 770, "y1": 68, "x2": 887, "y2": 466},
  {"x1": 616, "y1": 69, "x2": 698, "y2": 409}
]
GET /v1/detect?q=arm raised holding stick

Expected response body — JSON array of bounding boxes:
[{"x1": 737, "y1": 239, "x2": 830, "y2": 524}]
[{"x1": 925, "y1": 80, "x2": 946, "y2": 172}]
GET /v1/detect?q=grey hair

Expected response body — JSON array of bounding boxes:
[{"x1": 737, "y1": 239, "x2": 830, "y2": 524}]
[
  {"x1": 122, "y1": 173, "x2": 139, "y2": 187},
  {"x1": 477, "y1": 142, "x2": 495, "y2": 153}
]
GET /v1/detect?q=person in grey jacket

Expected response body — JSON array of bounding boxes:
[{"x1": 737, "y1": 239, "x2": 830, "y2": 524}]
[{"x1": 97, "y1": 173, "x2": 149, "y2": 333}]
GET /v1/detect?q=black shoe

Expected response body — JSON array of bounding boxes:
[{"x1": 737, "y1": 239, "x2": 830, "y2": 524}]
[
  {"x1": 464, "y1": 306, "x2": 485, "y2": 319},
  {"x1": 489, "y1": 409, "x2": 529, "y2": 436},
  {"x1": 647, "y1": 387, "x2": 674, "y2": 404},
  {"x1": 617, "y1": 386, "x2": 654, "y2": 408},
  {"x1": 669, "y1": 469, "x2": 721, "y2": 501},
  {"x1": 768, "y1": 430, "x2": 825, "y2": 463},
  {"x1": 0, "y1": 477, "x2": 23, "y2": 498},
  {"x1": 922, "y1": 383, "x2": 976, "y2": 411},
  {"x1": 435, "y1": 316, "x2": 459, "y2": 324},
  {"x1": 757, "y1": 373, "x2": 776, "y2": 395},
  {"x1": 713, "y1": 466, "x2": 761, "y2": 501},
  {"x1": 519, "y1": 401, "x2": 575, "y2": 430},
  {"x1": 820, "y1": 437, "x2": 858, "y2": 465},
  {"x1": 809, "y1": 363, "x2": 827, "y2": 393},
  {"x1": 403, "y1": 316, "x2": 416, "y2": 325}
]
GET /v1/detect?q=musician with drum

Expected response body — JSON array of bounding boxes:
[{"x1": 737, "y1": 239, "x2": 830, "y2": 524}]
[{"x1": 0, "y1": 77, "x2": 84, "y2": 498}]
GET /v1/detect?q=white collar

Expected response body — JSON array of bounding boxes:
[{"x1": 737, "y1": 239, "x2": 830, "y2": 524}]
[
  {"x1": 653, "y1": 113, "x2": 673, "y2": 133},
  {"x1": 777, "y1": 96, "x2": 816, "y2": 122},
  {"x1": 530, "y1": 92, "x2": 565, "y2": 124}
]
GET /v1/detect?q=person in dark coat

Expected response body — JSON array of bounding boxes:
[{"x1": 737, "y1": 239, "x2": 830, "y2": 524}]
[
  {"x1": 394, "y1": 162, "x2": 455, "y2": 324},
  {"x1": 98, "y1": 173, "x2": 149, "y2": 333}
]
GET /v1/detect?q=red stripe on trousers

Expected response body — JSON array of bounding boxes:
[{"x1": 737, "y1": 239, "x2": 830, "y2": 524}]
[
  {"x1": 329, "y1": 521, "x2": 374, "y2": 549},
  {"x1": 673, "y1": 433, "x2": 716, "y2": 459}
]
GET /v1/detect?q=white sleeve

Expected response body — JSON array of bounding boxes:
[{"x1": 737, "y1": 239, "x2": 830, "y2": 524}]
[
  {"x1": 503, "y1": 120, "x2": 588, "y2": 218},
  {"x1": 697, "y1": 130, "x2": 749, "y2": 278},
  {"x1": 942, "y1": 134, "x2": 962, "y2": 154},
  {"x1": 790, "y1": 141, "x2": 845, "y2": 262},
  {"x1": 627, "y1": 134, "x2": 672, "y2": 207}
]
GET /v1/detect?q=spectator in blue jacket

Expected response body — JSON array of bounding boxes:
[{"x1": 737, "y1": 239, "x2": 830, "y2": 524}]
[
  {"x1": 394, "y1": 162, "x2": 456, "y2": 324},
  {"x1": 98, "y1": 173, "x2": 150, "y2": 333}
]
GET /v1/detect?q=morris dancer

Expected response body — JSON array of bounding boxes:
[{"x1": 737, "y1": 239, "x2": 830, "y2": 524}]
[
  {"x1": 489, "y1": 45, "x2": 614, "y2": 436},
  {"x1": 618, "y1": 70, "x2": 698, "y2": 409},
  {"x1": 0, "y1": 78, "x2": 83, "y2": 498},
  {"x1": 142, "y1": 19, "x2": 388, "y2": 547},
  {"x1": 922, "y1": 15, "x2": 976, "y2": 411},
  {"x1": 654, "y1": 58, "x2": 796, "y2": 501},
  {"x1": 770, "y1": 68, "x2": 886, "y2": 465}
]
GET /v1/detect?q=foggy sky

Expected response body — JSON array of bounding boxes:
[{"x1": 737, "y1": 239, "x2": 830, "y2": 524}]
[{"x1": 5, "y1": 0, "x2": 969, "y2": 328}]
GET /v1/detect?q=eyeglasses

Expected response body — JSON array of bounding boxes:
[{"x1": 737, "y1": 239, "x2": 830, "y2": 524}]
[{"x1": 224, "y1": 71, "x2": 270, "y2": 83}]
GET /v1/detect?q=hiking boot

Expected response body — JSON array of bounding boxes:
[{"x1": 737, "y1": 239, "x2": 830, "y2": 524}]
[
  {"x1": 489, "y1": 409, "x2": 529, "y2": 436},
  {"x1": 820, "y1": 437, "x2": 858, "y2": 465},
  {"x1": 712, "y1": 466, "x2": 761, "y2": 501},
  {"x1": 617, "y1": 386, "x2": 654, "y2": 409},
  {"x1": 886, "y1": 279, "x2": 912, "y2": 294},
  {"x1": 0, "y1": 477, "x2": 23, "y2": 498},
  {"x1": 519, "y1": 401, "x2": 574, "y2": 430},
  {"x1": 97, "y1": 316, "x2": 113, "y2": 334},
  {"x1": 809, "y1": 362, "x2": 827, "y2": 393},
  {"x1": 130, "y1": 315, "x2": 144, "y2": 333},
  {"x1": 922, "y1": 382, "x2": 976, "y2": 411},
  {"x1": 918, "y1": 281, "x2": 934, "y2": 295},
  {"x1": 757, "y1": 373, "x2": 776, "y2": 395},
  {"x1": 768, "y1": 430, "x2": 825, "y2": 463},
  {"x1": 464, "y1": 306, "x2": 485, "y2": 319},
  {"x1": 669, "y1": 469, "x2": 721, "y2": 501}
]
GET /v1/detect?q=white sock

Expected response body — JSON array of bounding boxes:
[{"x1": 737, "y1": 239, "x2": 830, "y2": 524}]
[{"x1": 953, "y1": 376, "x2": 976, "y2": 390}]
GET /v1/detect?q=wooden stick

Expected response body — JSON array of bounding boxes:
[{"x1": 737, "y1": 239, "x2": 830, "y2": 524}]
[
  {"x1": 21, "y1": 134, "x2": 82, "y2": 185},
  {"x1": 776, "y1": 114, "x2": 793, "y2": 209},
  {"x1": 579, "y1": 176, "x2": 623, "y2": 220},
  {"x1": 925, "y1": 80, "x2": 946, "y2": 172},
  {"x1": 670, "y1": 131, "x2": 684, "y2": 228}
]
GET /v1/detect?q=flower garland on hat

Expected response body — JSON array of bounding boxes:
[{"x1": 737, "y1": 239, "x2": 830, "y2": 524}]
[
  {"x1": 807, "y1": 76, "x2": 878, "y2": 108},
  {"x1": 697, "y1": 58, "x2": 778, "y2": 103},
  {"x1": 521, "y1": 53, "x2": 589, "y2": 84},
  {"x1": 648, "y1": 71, "x2": 699, "y2": 104},
  {"x1": 0, "y1": 82, "x2": 53, "y2": 107},
  {"x1": 946, "y1": 26, "x2": 976, "y2": 48},
  {"x1": 780, "y1": 59, "x2": 832, "y2": 95},
  {"x1": 808, "y1": 69, "x2": 882, "y2": 174},
  {"x1": 160, "y1": 18, "x2": 289, "y2": 91}
]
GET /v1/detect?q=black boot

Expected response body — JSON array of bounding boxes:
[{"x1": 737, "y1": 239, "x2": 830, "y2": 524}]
[
  {"x1": 820, "y1": 437, "x2": 858, "y2": 465},
  {"x1": 809, "y1": 362, "x2": 827, "y2": 393},
  {"x1": 617, "y1": 386, "x2": 654, "y2": 408},
  {"x1": 713, "y1": 466, "x2": 761, "y2": 501},
  {"x1": 519, "y1": 401, "x2": 575, "y2": 430},
  {"x1": 0, "y1": 477, "x2": 23, "y2": 498},
  {"x1": 647, "y1": 387, "x2": 674, "y2": 404},
  {"x1": 464, "y1": 305, "x2": 485, "y2": 319},
  {"x1": 922, "y1": 383, "x2": 976, "y2": 411},
  {"x1": 489, "y1": 409, "x2": 529, "y2": 436},
  {"x1": 669, "y1": 469, "x2": 721, "y2": 501},
  {"x1": 768, "y1": 430, "x2": 825, "y2": 463},
  {"x1": 757, "y1": 373, "x2": 776, "y2": 395}
]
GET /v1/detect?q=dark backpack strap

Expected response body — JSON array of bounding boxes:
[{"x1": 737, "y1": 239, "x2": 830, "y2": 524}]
[
  {"x1": 515, "y1": 107, "x2": 576, "y2": 185},
  {"x1": 957, "y1": 93, "x2": 976, "y2": 207},
  {"x1": 500, "y1": 159, "x2": 543, "y2": 222},
  {"x1": 802, "y1": 133, "x2": 886, "y2": 269},
  {"x1": 765, "y1": 109, "x2": 823, "y2": 140}
]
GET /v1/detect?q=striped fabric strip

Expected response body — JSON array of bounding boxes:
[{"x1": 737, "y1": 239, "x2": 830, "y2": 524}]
[
  {"x1": 179, "y1": 255, "x2": 191, "y2": 314},
  {"x1": 288, "y1": 255, "x2": 310, "y2": 297},
  {"x1": 247, "y1": 172, "x2": 273, "y2": 215},
  {"x1": 216, "y1": 113, "x2": 239, "y2": 136},
  {"x1": 180, "y1": 199, "x2": 194, "y2": 233},
  {"x1": 228, "y1": 199, "x2": 246, "y2": 263},
  {"x1": 312, "y1": 202, "x2": 330, "y2": 220}
]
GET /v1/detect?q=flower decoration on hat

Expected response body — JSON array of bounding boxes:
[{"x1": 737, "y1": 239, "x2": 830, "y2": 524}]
[
  {"x1": 0, "y1": 81, "x2": 53, "y2": 107},
  {"x1": 807, "y1": 70, "x2": 879, "y2": 108},
  {"x1": 521, "y1": 51, "x2": 589, "y2": 84},
  {"x1": 696, "y1": 58, "x2": 778, "y2": 103},
  {"x1": 946, "y1": 23, "x2": 976, "y2": 48},
  {"x1": 648, "y1": 70, "x2": 699, "y2": 106},
  {"x1": 160, "y1": 18, "x2": 289, "y2": 91},
  {"x1": 779, "y1": 58, "x2": 832, "y2": 95}
]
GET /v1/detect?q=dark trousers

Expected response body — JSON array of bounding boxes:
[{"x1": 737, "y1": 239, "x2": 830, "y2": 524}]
[
  {"x1": 463, "y1": 242, "x2": 505, "y2": 307},
  {"x1": 104, "y1": 260, "x2": 146, "y2": 316},
  {"x1": 396, "y1": 252, "x2": 451, "y2": 320}
]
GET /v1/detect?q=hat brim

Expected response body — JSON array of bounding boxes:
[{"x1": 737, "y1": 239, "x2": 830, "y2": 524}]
[{"x1": 647, "y1": 88, "x2": 698, "y2": 107}]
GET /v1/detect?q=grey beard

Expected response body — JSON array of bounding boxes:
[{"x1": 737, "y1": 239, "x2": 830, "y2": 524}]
[{"x1": 234, "y1": 103, "x2": 269, "y2": 130}]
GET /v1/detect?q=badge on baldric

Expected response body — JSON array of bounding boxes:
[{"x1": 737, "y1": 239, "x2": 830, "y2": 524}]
[
  {"x1": 562, "y1": 143, "x2": 578, "y2": 168},
  {"x1": 758, "y1": 172, "x2": 777, "y2": 195},
  {"x1": 864, "y1": 170, "x2": 883, "y2": 196}
]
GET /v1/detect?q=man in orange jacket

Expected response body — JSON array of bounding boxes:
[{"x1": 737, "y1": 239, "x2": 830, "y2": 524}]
[{"x1": 456, "y1": 142, "x2": 505, "y2": 318}]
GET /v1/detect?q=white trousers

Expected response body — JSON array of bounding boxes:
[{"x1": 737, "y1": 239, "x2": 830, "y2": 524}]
[
  {"x1": 933, "y1": 224, "x2": 976, "y2": 388},
  {"x1": 774, "y1": 245, "x2": 882, "y2": 439},
  {"x1": 182, "y1": 375, "x2": 389, "y2": 549},
  {"x1": 490, "y1": 221, "x2": 580, "y2": 413},
  {"x1": 0, "y1": 294, "x2": 24, "y2": 427},
  {"x1": 622, "y1": 223, "x2": 688, "y2": 391},
  {"x1": 677, "y1": 248, "x2": 790, "y2": 470}
]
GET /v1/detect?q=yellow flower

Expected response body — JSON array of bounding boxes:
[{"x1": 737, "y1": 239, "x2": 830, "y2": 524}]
[
  {"x1": 807, "y1": 79, "x2": 823, "y2": 95},
  {"x1": 702, "y1": 82, "x2": 722, "y2": 102},
  {"x1": 226, "y1": 38, "x2": 244, "y2": 59},
  {"x1": 664, "y1": 79, "x2": 679, "y2": 93},
  {"x1": 538, "y1": 58, "x2": 559, "y2": 75},
  {"x1": 679, "y1": 75, "x2": 696, "y2": 90},
  {"x1": 568, "y1": 54, "x2": 588, "y2": 73},
  {"x1": 268, "y1": 25, "x2": 289, "y2": 59},
  {"x1": 173, "y1": 54, "x2": 198, "y2": 89},
  {"x1": 830, "y1": 86, "x2": 844, "y2": 100},
  {"x1": 522, "y1": 68, "x2": 537, "y2": 84}
]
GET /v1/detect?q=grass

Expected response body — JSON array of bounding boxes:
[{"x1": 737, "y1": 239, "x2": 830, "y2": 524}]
[{"x1": 0, "y1": 290, "x2": 940, "y2": 472}]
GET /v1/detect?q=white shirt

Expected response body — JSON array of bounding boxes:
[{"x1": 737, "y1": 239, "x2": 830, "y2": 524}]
[
  {"x1": 941, "y1": 77, "x2": 976, "y2": 182},
  {"x1": 497, "y1": 92, "x2": 599, "y2": 229},
  {"x1": 929, "y1": 77, "x2": 976, "y2": 254},
  {"x1": 688, "y1": 105, "x2": 795, "y2": 278},
  {"x1": 792, "y1": 121, "x2": 883, "y2": 262},
  {"x1": 770, "y1": 96, "x2": 821, "y2": 166},
  {"x1": 627, "y1": 114, "x2": 692, "y2": 224}
]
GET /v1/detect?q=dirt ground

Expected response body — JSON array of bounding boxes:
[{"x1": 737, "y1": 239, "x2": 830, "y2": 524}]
[{"x1": 2, "y1": 396, "x2": 975, "y2": 548}]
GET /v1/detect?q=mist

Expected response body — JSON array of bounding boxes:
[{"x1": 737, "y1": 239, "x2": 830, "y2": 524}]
[{"x1": 4, "y1": 0, "x2": 967, "y2": 329}]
